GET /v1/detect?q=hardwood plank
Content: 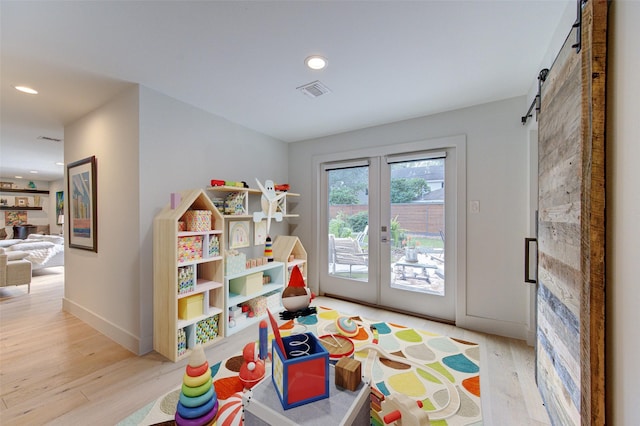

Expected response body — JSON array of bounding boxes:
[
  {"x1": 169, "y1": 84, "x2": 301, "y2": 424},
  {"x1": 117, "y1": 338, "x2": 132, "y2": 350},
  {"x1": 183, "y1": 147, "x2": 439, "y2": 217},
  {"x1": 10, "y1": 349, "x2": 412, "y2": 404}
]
[{"x1": 579, "y1": 1, "x2": 607, "y2": 424}]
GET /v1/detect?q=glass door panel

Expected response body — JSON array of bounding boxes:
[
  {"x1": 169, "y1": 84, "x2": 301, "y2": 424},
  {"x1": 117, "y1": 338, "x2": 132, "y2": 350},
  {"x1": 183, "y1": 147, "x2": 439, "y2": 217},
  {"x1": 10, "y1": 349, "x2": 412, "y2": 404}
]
[
  {"x1": 380, "y1": 151, "x2": 455, "y2": 321},
  {"x1": 320, "y1": 160, "x2": 378, "y2": 305}
]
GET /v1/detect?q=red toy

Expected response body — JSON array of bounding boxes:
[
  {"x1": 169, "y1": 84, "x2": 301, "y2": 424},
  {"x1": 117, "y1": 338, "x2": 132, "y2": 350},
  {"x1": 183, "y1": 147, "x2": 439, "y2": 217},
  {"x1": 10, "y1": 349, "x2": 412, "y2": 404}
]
[
  {"x1": 239, "y1": 342, "x2": 266, "y2": 390},
  {"x1": 210, "y1": 179, "x2": 225, "y2": 187}
]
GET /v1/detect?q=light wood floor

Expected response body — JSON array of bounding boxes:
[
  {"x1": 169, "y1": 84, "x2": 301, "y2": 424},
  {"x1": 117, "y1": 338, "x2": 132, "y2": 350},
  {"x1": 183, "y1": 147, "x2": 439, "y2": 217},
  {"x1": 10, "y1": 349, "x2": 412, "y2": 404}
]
[{"x1": 0, "y1": 269, "x2": 550, "y2": 425}]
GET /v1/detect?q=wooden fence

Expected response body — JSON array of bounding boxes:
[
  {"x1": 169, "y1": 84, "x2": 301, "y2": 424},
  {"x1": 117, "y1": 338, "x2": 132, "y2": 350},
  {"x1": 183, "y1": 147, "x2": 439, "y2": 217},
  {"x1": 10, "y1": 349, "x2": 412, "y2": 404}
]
[{"x1": 329, "y1": 203, "x2": 444, "y2": 235}]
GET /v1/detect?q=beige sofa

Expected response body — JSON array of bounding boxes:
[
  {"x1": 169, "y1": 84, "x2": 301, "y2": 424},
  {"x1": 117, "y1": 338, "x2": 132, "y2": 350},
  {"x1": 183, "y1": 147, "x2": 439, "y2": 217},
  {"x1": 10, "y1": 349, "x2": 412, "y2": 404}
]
[{"x1": 0, "y1": 248, "x2": 31, "y2": 293}]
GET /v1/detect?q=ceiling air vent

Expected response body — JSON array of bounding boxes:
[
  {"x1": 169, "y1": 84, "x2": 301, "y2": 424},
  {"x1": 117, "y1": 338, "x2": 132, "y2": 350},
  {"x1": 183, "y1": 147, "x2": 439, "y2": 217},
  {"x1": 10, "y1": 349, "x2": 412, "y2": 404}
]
[
  {"x1": 297, "y1": 80, "x2": 331, "y2": 98},
  {"x1": 37, "y1": 136, "x2": 63, "y2": 142}
]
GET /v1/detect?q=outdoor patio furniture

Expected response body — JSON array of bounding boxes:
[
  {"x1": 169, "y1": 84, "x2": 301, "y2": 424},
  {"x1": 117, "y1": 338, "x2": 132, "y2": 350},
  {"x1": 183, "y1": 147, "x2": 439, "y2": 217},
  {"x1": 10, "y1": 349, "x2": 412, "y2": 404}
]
[{"x1": 329, "y1": 235, "x2": 368, "y2": 277}]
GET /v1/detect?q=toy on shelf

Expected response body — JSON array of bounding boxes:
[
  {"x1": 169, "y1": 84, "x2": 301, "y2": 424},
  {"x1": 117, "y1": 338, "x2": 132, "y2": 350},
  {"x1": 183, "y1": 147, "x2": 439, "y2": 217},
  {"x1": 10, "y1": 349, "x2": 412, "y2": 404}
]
[
  {"x1": 280, "y1": 265, "x2": 316, "y2": 320},
  {"x1": 175, "y1": 346, "x2": 219, "y2": 426},
  {"x1": 264, "y1": 235, "x2": 273, "y2": 262},
  {"x1": 274, "y1": 183, "x2": 290, "y2": 192},
  {"x1": 239, "y1": 342, "x2": 266, "y2": 390},
  {"x1": 378, "y1": 393, "x2": 431, "y2": 426},
  {"x1": 253, "y1": 178, "x2": 286, "y2": 234}
]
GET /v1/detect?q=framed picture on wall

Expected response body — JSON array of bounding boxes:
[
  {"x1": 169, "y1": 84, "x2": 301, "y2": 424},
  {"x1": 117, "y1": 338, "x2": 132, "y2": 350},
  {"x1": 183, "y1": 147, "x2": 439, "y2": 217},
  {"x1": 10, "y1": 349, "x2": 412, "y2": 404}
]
[
  {"x1": 15, "y1": 197, "x2": 28, "y2": 207},
  {"x1": 56, "y1": 191, "x2": 64, "y2": 224},
  {"x1": 254, "y1": 220, "x2": 267, "y2": 245},
  {"x1": 67, "y1": 156, "x2": 98, "y2": 252},
  {"x1": 228, "y1": 220, "x2": 250, "y2": 249}
]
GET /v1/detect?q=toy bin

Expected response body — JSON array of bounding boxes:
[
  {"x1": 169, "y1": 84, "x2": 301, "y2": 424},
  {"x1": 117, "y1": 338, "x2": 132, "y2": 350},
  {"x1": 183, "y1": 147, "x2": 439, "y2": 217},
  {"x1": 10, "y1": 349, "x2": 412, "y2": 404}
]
[
  {"x1": 178, "y1": 293, "x2": 204, "y2": 320},
  {"x1": 178, "y1": 265, "x2": 195, "y2": 294},
  {"x1": 242, "y1": 296, "x2": 267, "y2": 317},
  {"x1": 229, "y1": 272, "x2": 263, "y2": 296},
  {"x1": 182, "y1": 210, "x2": 212, "y2": 232},
  {"x1": 271, "y1": 332, "x2": 329, "y2": 410},
  {"x1": 178, "y1": 235, "x2": 203, "y2": 263},
  {"x1": 226, "y1": 252, "x2": 247, "y2": 275}
]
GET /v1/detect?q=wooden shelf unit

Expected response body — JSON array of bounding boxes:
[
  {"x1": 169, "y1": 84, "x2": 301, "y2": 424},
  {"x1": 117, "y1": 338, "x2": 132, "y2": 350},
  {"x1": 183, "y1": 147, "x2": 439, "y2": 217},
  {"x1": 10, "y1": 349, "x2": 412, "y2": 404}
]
[
  {"x1": 225, "y1": 261, "x2": 285, "y2": 336},
  {"x1": 0, "y1": 188, "x2": 49, "y2": 210},
  {"x1": 0, "y1": 206, "x2": 43, "y2": 211},
  {"x1": 272, "y1": 235, "x2": 307, "y2": 285},
  {"x1": 206, "y1": 185, "x2": 300, "y2": 219},
  {"x1": 0, "y1": 188, "x2": 50, "y2": 195},
  {"x1": 153, "y1": 189, "x2": 225, "y2": 362}
]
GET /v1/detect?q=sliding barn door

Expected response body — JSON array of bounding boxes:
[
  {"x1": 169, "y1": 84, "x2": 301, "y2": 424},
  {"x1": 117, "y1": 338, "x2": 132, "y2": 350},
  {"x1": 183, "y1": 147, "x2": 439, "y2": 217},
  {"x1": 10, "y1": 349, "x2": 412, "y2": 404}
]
[{"x1": 536, "y1": 1, "x2": 607, "y2": 425}]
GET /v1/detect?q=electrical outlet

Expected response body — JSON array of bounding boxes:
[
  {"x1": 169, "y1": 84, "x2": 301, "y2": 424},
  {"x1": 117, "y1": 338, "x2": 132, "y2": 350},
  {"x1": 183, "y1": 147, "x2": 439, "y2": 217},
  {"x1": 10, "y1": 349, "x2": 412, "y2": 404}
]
[{"x1": 470, "y1": 200, "x2": 480, "y2": 213}]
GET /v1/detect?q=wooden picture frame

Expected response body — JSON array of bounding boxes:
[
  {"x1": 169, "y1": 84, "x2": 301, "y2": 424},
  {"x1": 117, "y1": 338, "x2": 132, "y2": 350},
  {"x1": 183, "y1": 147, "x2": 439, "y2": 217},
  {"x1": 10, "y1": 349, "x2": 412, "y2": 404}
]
[
  {"x1": 67, "y1": 156, "x2": 97, "y2": 252},
  {"x1": 254, "y1": 220, "x2": 267, "y2": 245},
  {"x1": 56, "y1": 191, "x2": 64, "y2": 224},
  {"x1": 15, "y1": 197, "x2": 28, "y2": 207},
  {"x1": 228, "y1": 220, "x2": 250, "y2": 249}
]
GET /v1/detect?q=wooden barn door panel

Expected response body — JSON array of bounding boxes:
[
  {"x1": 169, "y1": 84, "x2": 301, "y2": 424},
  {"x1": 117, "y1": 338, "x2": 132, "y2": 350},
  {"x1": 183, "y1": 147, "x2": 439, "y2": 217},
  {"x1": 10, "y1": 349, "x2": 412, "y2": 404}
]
[{"x1": 536, "y1": 1, "x2": 607, "y2": 425}]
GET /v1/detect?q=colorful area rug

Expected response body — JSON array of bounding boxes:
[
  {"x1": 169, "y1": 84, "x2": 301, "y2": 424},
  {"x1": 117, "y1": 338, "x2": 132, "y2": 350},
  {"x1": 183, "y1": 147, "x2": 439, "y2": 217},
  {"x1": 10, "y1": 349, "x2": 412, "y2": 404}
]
[{"x1": 118, "y1": 306, "x2": 482, "y2": 425}]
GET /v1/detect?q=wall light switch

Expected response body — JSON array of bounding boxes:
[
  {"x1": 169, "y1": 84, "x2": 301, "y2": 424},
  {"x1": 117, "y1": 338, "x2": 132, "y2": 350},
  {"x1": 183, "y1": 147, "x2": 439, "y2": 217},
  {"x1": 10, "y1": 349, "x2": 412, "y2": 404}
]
[{"x1": 470, "y1": 200, "x2": 480, "y2": 213}]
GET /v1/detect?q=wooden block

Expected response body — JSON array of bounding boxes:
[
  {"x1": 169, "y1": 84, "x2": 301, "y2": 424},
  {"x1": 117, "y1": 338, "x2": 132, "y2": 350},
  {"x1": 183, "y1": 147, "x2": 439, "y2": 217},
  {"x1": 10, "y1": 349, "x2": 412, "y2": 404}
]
[{"x1": 335, "y1": 357, "x2": 361, "y2": 391}]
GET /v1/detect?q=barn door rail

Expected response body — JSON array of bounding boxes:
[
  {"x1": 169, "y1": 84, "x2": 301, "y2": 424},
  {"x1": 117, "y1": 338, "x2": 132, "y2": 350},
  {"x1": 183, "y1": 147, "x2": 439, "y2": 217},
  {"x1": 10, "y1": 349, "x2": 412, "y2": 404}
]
[
  {"x1": 521, "y1": 68, "x2": 550, "y2": 125},
  {"x1": 572, "y1": 0, "x2": 588, "y2": 53}
]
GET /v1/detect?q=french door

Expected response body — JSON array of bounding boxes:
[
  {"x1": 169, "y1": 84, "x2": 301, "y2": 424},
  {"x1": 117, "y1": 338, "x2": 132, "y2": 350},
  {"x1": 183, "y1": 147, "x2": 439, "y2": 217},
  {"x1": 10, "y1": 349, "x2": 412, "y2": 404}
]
[{"x1": 319, "y1": 146, "x2": 458, "y2": 322}]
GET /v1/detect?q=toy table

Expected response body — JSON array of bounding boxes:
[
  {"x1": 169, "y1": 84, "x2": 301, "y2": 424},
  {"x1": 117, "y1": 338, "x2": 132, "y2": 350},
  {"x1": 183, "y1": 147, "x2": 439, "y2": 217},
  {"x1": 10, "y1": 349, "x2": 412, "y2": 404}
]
[{"x1": 242, "y1": 365, "x2": 370, "y2": 426}]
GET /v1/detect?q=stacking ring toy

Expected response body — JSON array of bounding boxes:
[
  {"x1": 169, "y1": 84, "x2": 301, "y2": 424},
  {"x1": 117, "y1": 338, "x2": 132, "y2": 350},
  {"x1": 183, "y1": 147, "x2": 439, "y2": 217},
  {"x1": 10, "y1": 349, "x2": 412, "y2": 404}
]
[
  {"x1": 175, "y1": 400, "x2": 218, "y2": 426},
  {"x1": 176, "y1": 397, "x2": 217, "y2": 420},
  {"x1": 335, "y1": 316, "x2": 359, "y2": 337},
  {"x1": 182, "y1": 368, "x2": 211, "y2": 388},
  {"x1": 181, "y1": 378, "x2": 211, "y2": 398},
  {"x1": 179, "y1": 385, "x2": 215, "y2": 408},
  {"x1": 186, "y1": 362, "x2": 209, "y2": 378}
]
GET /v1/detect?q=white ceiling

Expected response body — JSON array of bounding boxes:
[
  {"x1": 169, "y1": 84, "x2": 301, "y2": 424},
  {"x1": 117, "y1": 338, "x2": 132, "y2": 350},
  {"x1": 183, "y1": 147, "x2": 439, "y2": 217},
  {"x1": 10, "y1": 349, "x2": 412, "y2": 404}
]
[{"x1": 0, "y1": 1, "x2": 572, "y2": 182}]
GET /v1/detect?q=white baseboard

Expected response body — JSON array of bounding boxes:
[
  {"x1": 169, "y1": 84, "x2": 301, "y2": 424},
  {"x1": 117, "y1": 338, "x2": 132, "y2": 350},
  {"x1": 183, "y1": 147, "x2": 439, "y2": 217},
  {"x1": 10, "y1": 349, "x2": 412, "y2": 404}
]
[
  {"x1": 62, "y1": 297, "x2": 141, "y2": 355},
  {"x1": 457, "y1": 313, "x2": 529, "y2": 341}
]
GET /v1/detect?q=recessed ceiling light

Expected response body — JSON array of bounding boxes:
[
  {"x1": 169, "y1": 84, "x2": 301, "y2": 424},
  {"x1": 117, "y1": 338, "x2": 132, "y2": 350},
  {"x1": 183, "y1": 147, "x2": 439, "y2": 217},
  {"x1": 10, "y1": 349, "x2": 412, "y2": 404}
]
[
  {"x1": 15, "y1": 85, "x2": 38, "y2": 95},
  {"x1": 305, "y1": 55, "x2": 327, "y2": 70},
  {"x1": 55, "y1": 162, "x2": 64, "y2": 166},
  {"x1": 15, "y1": 176, "x2": 23, "y2": 179},
  {"x1": 29, "y1": 170, "x2": 38, "y2": 174}
]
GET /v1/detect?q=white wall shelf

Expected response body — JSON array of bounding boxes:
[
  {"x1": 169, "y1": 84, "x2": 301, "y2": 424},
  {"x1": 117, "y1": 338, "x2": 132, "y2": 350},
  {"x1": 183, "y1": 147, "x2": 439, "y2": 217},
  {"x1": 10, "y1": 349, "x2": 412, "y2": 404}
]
[{"x1": 225, "y1": 261, "x2": 285, "y2": 336}]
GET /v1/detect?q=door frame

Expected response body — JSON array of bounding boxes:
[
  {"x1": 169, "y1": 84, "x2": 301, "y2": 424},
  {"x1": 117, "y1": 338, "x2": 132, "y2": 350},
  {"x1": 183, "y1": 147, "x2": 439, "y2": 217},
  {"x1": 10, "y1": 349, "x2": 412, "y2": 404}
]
[{"x1": 311, "y1": 134, "x2": 466, "y2": 323}]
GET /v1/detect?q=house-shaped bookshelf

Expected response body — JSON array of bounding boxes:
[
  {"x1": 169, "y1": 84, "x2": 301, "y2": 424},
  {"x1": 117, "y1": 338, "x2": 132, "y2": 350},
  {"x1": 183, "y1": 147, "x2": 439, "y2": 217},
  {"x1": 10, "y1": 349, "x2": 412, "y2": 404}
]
[{"x1": 153, "y1": 189, "x2": 225, "y2": 361}]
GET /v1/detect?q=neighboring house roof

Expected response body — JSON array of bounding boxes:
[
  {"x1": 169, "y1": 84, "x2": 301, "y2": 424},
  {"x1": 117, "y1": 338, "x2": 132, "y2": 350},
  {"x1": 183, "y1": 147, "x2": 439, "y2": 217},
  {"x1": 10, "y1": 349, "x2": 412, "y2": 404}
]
[
  {"x1": 392, "y1": 166, "x2": 444, "y2": 182},
  {"x1": 419, "y1": 188, "x2": 444, "y2": 203}
]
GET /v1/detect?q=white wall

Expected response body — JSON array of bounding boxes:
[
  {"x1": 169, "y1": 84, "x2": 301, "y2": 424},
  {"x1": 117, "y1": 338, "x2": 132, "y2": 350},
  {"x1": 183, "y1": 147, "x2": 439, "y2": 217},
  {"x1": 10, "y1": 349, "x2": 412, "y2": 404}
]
[
  {"x1": 137, "y1": 86, "x2": 288, "y2": 353},
  {"x1": 63, "y1": 84, "x2": 288, "y2": 354},
  {"x1": 63, "y1": 86, "x2": 142, "y2": 352},
  {"x1": 608, "y1": 1, "x2": 640, "y2": 423},
  {"x1": 289, "y1": 96, "x2": 532, "y2": 339}
]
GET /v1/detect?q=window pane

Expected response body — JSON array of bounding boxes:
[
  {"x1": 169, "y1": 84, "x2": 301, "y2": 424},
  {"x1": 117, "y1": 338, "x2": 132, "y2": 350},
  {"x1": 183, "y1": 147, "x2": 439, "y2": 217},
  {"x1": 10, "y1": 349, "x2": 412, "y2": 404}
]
[
  {"x1": 389, "y1": 158, "x2": 445, "y2": 295},
  {"x1": 327, "y1": 166, "x2": 369, "y2": 281}
]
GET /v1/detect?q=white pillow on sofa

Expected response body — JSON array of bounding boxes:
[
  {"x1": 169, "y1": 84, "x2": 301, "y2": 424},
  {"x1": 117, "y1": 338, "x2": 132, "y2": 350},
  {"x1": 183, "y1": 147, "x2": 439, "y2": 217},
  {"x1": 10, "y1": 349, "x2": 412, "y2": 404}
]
[
  {"x1": 43, "y1": 235, "x2": 64, "y2": 245},
  {"x1": 8, "y1": 241, "x2": 55, "y2": 251},
  {"x1": 6, "y1": 250, "x2": 30, "y2": 261},
  {"x1": 28, "y1": 234, "x2": 64, "y2": 245}
]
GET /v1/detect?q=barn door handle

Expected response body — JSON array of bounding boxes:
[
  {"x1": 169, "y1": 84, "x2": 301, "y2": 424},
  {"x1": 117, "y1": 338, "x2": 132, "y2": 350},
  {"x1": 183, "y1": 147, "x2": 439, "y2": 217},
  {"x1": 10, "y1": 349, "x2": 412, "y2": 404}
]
[{"x1": 525, "y1": 238, "x2": 537, "y2": 284}]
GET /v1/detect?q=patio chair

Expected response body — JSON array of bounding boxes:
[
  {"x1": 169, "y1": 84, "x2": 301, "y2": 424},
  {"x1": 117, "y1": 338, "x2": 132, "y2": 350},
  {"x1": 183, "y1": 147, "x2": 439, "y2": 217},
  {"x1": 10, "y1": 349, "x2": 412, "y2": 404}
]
[{"x1": 329, "y1": 234, "x2": 368, "y2": 277}]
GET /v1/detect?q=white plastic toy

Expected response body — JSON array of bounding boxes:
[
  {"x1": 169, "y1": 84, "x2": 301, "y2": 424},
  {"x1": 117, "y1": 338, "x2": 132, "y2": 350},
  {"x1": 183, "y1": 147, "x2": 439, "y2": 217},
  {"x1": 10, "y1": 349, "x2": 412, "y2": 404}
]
[
  {"x1": 379, "y1": 393, "x2": 431, "y2": 426},
  {"x1": 252, "y1": 178, "x2": 286, "y2": 233}
]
